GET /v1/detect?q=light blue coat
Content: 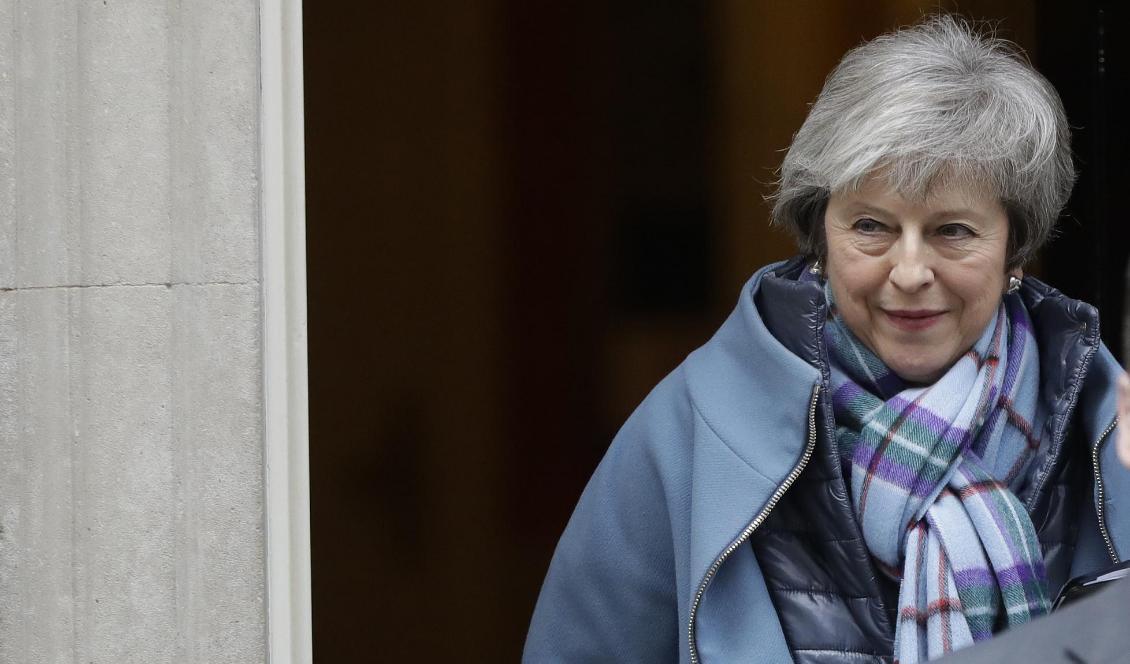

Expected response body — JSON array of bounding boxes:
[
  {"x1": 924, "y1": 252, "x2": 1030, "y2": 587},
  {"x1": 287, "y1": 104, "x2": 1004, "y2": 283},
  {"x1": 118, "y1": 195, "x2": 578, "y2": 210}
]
[{"x1": 524, "y1": 261, "x2": 1130, "y2": 663}]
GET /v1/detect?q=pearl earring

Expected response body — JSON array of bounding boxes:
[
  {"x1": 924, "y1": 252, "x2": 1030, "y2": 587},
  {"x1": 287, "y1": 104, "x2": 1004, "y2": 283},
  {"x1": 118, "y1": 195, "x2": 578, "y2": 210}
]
[{"x1": 1007, "y1": 276, "x2": 1021, "y2": 294}]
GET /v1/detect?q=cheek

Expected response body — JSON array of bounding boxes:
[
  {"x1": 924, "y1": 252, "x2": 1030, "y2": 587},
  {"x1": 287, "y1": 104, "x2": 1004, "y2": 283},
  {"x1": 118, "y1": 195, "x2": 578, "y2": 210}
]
[
  {"x1": 827, "y1": 275, "x2": 878, "y2": 339},
  {"x1": 954, "y1": 264, "x2": 1005, "y2": 305},
  {"x1": 828, "y1": 259, "x2": 884, "y2": 306},
  {"x1": 950, "y1": 267, "x2": 1006, "y2": 332},
  {"x1": 951, "y1": 239, "x2": 1009, "y2": 298}
]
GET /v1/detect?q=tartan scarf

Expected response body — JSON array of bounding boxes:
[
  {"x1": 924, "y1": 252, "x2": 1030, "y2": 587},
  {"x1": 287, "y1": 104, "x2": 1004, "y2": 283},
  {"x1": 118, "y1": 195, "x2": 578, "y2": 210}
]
[{"x1": 824, "y1": 291, "x2": 1050, "y2": 662}]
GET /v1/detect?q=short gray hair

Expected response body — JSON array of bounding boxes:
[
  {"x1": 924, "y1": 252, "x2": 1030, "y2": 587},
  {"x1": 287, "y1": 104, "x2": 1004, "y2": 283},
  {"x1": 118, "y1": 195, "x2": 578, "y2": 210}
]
[{"x1": 770, "y1": 15, "x2": 1074, "y2": 268}]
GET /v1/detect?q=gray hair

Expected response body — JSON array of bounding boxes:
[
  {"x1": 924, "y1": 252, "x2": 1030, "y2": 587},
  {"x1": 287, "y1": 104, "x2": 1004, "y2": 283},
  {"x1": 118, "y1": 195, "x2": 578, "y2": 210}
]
[{"x1": 770, "y1": 15, "x2": 1075, "y2": 268}]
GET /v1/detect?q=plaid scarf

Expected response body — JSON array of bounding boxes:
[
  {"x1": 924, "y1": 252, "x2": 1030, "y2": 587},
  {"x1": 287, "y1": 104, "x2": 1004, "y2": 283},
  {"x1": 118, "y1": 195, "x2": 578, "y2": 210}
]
[{"x1": 825, "y1": 292, "x2": 1050, "y2": 662}]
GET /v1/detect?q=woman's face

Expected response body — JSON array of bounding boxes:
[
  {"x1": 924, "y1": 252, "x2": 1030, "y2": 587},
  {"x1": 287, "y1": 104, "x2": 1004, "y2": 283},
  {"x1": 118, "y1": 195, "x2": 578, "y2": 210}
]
[{"x1": 823, "y1": 174, "x2": 1015, "y2": 384}]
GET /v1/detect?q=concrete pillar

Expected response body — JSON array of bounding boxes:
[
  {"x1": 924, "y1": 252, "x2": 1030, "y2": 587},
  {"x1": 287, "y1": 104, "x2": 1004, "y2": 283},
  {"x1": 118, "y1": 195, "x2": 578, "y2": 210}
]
[{"x1": 0, "y1": 1, "x2": 279, "y2": 661}]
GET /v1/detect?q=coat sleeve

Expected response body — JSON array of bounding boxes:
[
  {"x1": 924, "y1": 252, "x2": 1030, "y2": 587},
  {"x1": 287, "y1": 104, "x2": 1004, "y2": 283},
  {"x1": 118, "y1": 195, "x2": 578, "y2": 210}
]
[{"x1": 523, "y1": 371, "x2": 687, "y2": 663}]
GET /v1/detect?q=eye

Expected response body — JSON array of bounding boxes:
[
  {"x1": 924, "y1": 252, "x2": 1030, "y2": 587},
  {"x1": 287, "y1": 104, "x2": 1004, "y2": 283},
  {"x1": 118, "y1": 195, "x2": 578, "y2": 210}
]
[
  {"x1": 937, "y1": 223, "x2": 975, "y2": 239},
  {"x1": 852, "y1": 217, "x2": 886, "y2": 234}
]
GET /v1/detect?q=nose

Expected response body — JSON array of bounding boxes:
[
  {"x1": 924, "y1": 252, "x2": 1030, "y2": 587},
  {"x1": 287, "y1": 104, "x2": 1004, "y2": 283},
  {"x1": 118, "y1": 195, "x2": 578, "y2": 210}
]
[{"x1": 888, "y1": 236, "x2": 934, "y2": 292}]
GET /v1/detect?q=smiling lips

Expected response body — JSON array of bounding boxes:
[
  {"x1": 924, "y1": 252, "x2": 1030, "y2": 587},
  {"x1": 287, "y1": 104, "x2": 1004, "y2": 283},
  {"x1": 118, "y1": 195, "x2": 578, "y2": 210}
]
[{"x1": 883, "y1": 309, "x2": 946, "y2": 331}]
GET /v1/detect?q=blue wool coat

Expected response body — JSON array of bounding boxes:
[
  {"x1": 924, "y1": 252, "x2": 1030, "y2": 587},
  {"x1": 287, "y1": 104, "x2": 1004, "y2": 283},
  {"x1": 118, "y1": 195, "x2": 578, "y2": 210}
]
[{"x1": 524, "y1": 261, "x2": 1130, "y2": 663}]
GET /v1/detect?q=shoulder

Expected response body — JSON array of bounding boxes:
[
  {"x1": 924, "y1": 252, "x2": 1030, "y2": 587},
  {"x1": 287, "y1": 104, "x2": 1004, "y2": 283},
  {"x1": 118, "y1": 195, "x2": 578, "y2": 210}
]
[
  {"x1": 612, "y1": 262, "x2": 824, "y2": 477},
  {"x1": 525, "y1": 262, "x2": 824, "y2": 662}
]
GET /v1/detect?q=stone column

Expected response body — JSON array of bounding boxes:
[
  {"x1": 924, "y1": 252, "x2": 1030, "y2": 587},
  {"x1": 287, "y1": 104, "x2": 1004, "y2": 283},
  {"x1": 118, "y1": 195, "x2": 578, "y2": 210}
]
[{"x1": 0, "y1": 1, "x2": 270, "y2": 661}]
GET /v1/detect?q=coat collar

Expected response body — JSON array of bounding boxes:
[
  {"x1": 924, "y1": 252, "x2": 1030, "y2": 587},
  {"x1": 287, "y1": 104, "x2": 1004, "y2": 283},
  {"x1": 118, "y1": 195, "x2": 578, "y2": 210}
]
[{"x1": 682, "y1": 259, "x2": 822, "y2": 490}]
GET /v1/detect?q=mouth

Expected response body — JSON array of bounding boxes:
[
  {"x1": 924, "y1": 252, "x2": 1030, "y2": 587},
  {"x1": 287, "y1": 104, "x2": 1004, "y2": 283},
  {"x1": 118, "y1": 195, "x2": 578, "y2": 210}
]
[{"x1": 882, "y1": 309, "x2": 945, "y2": 331}]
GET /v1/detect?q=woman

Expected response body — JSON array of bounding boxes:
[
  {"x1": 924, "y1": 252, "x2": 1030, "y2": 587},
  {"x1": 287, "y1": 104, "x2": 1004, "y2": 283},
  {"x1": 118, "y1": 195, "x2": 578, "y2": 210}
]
[{"x1": 525, "y1": 15, "x2": 1130, "y2": 663}]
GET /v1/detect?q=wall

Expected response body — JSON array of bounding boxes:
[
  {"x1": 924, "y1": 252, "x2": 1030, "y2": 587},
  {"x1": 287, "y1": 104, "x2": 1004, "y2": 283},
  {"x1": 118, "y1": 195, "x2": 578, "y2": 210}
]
[{"x1": 0, "y1": 1, "x2": 266, "y2": 661}]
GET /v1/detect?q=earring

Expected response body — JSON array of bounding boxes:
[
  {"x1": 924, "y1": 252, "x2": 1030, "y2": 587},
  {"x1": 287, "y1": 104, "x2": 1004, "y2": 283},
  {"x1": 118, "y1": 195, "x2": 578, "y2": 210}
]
[
  {"x1": 809, "y1": 259, "x2": 824, "y2": 278},
  {"x1": 1007, "y1": 275, "x2": 1021, "y2": 294}
]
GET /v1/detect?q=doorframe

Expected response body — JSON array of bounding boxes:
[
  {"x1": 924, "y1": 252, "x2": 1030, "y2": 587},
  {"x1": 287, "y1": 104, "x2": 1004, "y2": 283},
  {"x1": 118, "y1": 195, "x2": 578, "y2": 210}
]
[{"x1": 261, "y1": 0, "x2": 313, "y2": 661}]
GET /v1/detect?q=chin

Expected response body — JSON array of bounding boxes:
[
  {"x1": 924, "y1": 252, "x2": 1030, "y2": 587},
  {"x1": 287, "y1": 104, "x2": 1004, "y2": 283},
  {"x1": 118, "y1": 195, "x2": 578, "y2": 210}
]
[{"x1": 886, "y1": 355, "x2": 947, "y2": 385}]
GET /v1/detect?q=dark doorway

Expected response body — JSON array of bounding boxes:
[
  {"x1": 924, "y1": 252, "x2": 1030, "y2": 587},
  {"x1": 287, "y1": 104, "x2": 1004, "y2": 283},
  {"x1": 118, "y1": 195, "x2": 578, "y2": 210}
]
[{"x1": 303, "y1": 3, "x2": 1127, "y2": 661}]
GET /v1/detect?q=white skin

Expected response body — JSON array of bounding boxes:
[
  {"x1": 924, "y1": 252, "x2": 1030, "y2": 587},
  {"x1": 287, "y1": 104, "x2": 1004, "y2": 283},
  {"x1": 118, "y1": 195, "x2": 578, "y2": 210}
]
[
  {"x1": 824, "y1": 174, "x2": 1019, "y2": 384},
  {"x1": 824, "y1": 173, "x2": 1130, "y2": 461}
]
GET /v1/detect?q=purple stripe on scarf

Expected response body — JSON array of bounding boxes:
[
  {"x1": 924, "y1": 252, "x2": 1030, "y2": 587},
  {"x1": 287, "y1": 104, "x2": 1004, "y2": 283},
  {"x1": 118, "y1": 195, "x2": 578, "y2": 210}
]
[
  {"x1": 970, "y1": 625, "x2": 993, "y2": 641},
  {"x1": 832, "y1": 381, "x2": 871, "y2": 414},
  {"x1": 998, "y1": 298, "x2": 1034, "y2": 424},
  {"x1": 851, "y1": 408, "x2": 970, "y2": 464},
  {"x1": 1005, "y1": 296, "x2": 1033, "y2": 334},
  {"x1": 883, "y1": 396, "x2": 974, "y2": 444},
  {"x1": 953, "y1": 567, "x2": 994, "y2": 588},
  {"x1": 994, "y1": 561, "x2": 1044, "y2": 587},
  {"x1": 851, "y1": 449, "x2": 940, "y2": 497},
  {"x1": 874, "y1": 372, "x2": 905, "y2": 399}
]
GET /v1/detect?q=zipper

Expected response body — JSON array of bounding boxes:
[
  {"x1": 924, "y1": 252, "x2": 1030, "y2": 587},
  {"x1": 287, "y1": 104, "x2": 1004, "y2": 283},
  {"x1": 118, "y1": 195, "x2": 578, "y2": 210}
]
[
  {"x1": 1092, "y1": 416, "x2": 1120, "y2": 564},
  {"x1": 687, "y1": 382, "x2": 821, "y2": 664}
]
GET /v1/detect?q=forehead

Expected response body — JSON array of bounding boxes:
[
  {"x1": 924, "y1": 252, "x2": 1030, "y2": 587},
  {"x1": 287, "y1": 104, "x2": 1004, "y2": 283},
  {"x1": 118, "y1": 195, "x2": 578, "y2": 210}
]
[{"x1": 834, "y1": 171, "x2": 1005, "y2": 219}]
